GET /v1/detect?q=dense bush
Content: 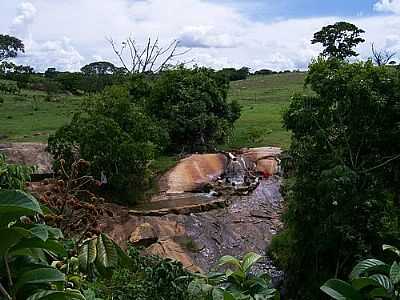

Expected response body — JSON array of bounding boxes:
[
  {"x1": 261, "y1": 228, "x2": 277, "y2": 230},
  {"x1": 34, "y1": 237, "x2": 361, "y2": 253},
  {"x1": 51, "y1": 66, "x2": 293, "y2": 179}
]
[
  {"x1": 0, "y1": 153, "x2": 34, "y2": 189},
  {"x1": 188, "y1": 252, "x2": 279, "y2": 299},
  {"x1": 146, "y1": 67, "x2": 241, "y2": 152},
  {"x1": 0, "y1": 189, "x2": 86, "y2": 300},
  {"x1": 270, "y1": 58, "x2": 400, "y2": 299},
  {"x1": 90, "y1": 247, "x2": 192, "y2": 300},
  {"x1": 321, "y1": 244, "x2": 400, "y2": 299},
  {"x1": 48, "y1": 85, "x2": 168, "y2": 201}
]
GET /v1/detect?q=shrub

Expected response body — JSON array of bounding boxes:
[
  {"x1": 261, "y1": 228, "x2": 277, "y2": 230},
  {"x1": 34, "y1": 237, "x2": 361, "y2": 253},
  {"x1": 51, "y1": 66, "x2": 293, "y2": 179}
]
[
  {"x1": 90, "y1": 247, "x2": 192, "y2": 300},
  {"x1": 321, "y1": 244, "x2": 400, "y2": 299},
  {"x1": 146, "y1": 67, "x2": 241, "y2": 152},
  {"x1": 188, "y1": 252, "x2": 279, "y2": 299},
  {"x1": 48, "y1": 85, "x2": 168, "y2": 202},
  {"x1": 0, "y1": 153, "x2": 34, "y2": 189},
  {"x1": 0, "y1": 189, "x2": 85, "y2": 300},
  {"x1": 273, "y1": 59, "x2": 400, "y2": 299}
]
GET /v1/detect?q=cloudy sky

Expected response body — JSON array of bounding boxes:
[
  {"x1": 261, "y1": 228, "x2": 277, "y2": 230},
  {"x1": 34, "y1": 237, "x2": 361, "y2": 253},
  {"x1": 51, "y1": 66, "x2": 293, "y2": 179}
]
[{"x1": 1, "y1": 0, "x2": 399, "y2": 72}]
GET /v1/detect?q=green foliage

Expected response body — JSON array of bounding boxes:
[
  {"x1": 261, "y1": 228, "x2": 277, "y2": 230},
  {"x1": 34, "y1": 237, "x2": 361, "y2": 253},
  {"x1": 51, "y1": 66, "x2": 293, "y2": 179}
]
[
  {"x1": 81, "y1": 62, "x2": 117, "y2": 75},
  {"x1": 48, "y1": 85, "x2": 168, "y2": 201},
  {"x1": 311, "y1": 22, "x2": 365, "y2": 59},
  {"x1": 77, "y1": 233, "x2": 130, "y2": 279},
  {"x1": 89, "y1": 246, "x2": 192, "y2": 300},
  {"x1": 146, "y1": 67, "x2": 241, "y2": 152},
  {"x1": 321, "y1": 244, "x2": 400, "y2": 299},
  {"x1": 273, "y1": 59, "x2": 400, "y2": 299},
  {"x1": 216, "y1": 67, "x2": 250, "y2": 82},
  {"x1": 0, "y1": 34, "x2": 24, "y2": 62},
  {"x1": 0, "y1": 189, "x2": 85, "y2": 300},
  {"x1": 0, "y1": 153, "x2": 34, "y2": 190},
  {"x1": 188, "y1": 252, "x2": 279, "y2": 300}
]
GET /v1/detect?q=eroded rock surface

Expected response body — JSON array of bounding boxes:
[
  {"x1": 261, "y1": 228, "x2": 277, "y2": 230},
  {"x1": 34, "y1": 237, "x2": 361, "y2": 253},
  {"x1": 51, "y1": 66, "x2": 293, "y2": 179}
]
[{"x1": 102, "y1": 177, "x2": 283, "y2": 273}]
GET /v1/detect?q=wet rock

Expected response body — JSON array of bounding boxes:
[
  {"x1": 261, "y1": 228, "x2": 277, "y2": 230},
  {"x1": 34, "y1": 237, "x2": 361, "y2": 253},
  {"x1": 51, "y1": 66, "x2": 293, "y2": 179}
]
[{"x1": 129, "y1": 223, "x2": 158, "y2": 247}]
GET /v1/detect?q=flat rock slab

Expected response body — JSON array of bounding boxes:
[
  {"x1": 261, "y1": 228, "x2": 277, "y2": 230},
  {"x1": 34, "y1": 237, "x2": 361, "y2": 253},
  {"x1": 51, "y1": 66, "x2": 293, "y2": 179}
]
[{"x1": 0, "y1": 143, "x2": 53, "y2": 175}]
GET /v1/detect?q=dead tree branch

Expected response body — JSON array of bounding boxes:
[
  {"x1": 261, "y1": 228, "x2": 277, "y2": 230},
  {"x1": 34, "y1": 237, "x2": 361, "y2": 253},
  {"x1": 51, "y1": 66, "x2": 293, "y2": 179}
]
[
  {"x1": 108, "y1": 36, "x2": 191, "y2": 73},
  {"x1": 371, "y1": 43, "x2": 396, "y2": 66}
]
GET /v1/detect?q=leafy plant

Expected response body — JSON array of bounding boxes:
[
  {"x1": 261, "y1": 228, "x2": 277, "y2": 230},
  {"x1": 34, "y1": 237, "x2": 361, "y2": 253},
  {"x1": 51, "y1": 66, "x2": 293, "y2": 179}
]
[
  {"x1": 146, "y1": 66, "x2": 241, "y2": 152},
  {"x1": 321, "y1": 244, "x2": 400, "y2": 299},
  {"x1": 273, "y1": 57, "x2": 400, "y2": 299},
  {"x1": 0, "y1": 153, "x2": 34, "y2": 190},
  {"x1": 0, "y1": 189, "x2": 85, "y2": 300},
  {"x1": 48, "y1": 84, "x2": 168, "y2": 201},
  {"x1": 89, "y1": 246, "x2": 192, "y2": 300},
  {"x1": 188, "y1": 252, "x2": 279, "y2": 300}
]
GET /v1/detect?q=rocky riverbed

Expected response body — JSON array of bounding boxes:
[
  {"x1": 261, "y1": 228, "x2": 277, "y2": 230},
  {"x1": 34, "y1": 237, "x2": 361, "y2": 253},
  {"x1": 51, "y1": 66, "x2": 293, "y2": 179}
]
[{"x1": 9, "y1": 142, "x2": 284, "y2": 274}]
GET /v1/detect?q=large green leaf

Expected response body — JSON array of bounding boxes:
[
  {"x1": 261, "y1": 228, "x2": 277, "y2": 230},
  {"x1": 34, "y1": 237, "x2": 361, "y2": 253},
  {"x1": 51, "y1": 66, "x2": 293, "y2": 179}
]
[
  {"x1": 79, "y1": 238, "x2": 97, "y2": 272},
  {"x1": 350, "y1": 278, "x2": 379, "y2": 291},
  {"x1": 95, "y1": 234, "x2": 118, "y2": 269},
  {"x1": 29, "y1": 224, "x2": 49, "y2": 242},
  {"x1": 389, "y1": 261, "x2": 400, "y2": 284},
  {"x1": 10, "y1": 238, "x2": 67, "y2": 257},
  {"x1": 0, "y1": 227, "x2": 32, "y2": 256},
  {"x1": 382, "y1": 245, "x2": 400, "y2": 257},
  {"x1": 368, "y1": 287, "x2": 391, "y2": 299},
  {"x1": 218, "y1": 255, "x2": 242, "y2": 270},
  {"x1": 242, "y1": 252, "x2": 262, "y2": 273},
  {"x1": 320, "y1": 279, "x2": 363, "y2": 300},
  {"x1": 0, "y1": 190, "x2": 42, "y2": 223},
  {"x1": 350, "y1": 259, "x2": 387, "y2": 279},
  {"x1": 15, "y1": 267, "x2": 65, "y2": 291},
  {"x1": 26, "y1": 289, "x2": 86, "y2": 300},
  {"x1": 369, "y1": 274, "x2": 393, "y2": 292}
]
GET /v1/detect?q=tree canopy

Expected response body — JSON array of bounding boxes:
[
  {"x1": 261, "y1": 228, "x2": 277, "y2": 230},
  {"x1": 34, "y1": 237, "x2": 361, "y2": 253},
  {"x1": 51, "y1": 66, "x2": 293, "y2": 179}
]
[
  {"x1": 311, "y1": 22, "x2": 365, "y2": 60},
  {"x1": 80, "y1": 61, "x2": 117, "y2": 75},
  {"x1": 0, "y1": 34, "x2": 24, "y2": 62}
]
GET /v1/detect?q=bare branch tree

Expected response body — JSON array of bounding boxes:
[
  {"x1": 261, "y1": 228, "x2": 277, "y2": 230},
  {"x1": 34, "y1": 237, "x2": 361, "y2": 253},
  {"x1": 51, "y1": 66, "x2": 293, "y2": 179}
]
[
  {"x1": 371, "y1": 43, "x2": 397, "y2": 66},
  {"x1": 107, "y1": 37, "x2": 191, "y2": 73}
]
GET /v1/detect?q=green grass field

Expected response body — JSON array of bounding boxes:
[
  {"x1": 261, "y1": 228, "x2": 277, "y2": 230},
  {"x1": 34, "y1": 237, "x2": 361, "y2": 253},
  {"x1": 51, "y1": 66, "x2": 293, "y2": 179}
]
[
  {"x1": 0, "y1": 72, "x2": 310, "y2": 149},
  {"x1": 225, "y1": 72, "x2": 311, "y2": 149}
]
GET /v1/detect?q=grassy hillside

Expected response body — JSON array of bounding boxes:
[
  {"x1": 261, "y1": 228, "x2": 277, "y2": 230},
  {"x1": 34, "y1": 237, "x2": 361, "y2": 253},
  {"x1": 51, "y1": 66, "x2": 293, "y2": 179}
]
[
  {"x1": 225, "y1": 72, "x2": 311, "y2": 149},
  {"x1": 0, "y1": 87, "x2": 81, "y2": 142},
  {"x1": 0, "y1": 72, "x2": 310, "y2": 148}
]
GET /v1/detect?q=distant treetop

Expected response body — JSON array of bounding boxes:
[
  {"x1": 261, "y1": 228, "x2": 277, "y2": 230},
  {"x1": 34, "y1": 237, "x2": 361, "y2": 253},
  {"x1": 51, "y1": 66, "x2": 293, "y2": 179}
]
[
  {"x1": 0, "y1": 34, "x2": 25, "y2": 62},
  {"x1": 311, "y1": 22, "x2": 365, "y2": 60}
]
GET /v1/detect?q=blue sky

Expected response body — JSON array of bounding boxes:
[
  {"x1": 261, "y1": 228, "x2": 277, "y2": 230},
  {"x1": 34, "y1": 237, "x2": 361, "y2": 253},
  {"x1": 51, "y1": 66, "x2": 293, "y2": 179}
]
[
  {"x1": 1, "y1": 0, "x2": 399, "y2": 71},
  {"x1": 211, "y1": 0, "x2": 380, "y2": 20}
]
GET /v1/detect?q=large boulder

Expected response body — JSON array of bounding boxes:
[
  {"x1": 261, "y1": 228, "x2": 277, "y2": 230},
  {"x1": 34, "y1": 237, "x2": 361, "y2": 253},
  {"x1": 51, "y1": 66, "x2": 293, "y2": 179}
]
[
  {"x1": 0, "y1": 143, "x2": 53, "y2": 175},
  {"x1": 129, "y1": 223, "x2": 158, "y2": 247},
  {"x1": 159, "y1": 154, "x2": 227, "y2": 194}
]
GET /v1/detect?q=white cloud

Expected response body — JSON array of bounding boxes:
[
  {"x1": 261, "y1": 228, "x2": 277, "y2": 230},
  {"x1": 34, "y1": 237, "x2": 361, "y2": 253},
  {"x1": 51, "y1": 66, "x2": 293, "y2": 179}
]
[
  {"x1": 1, "y1": 0, "x2": 399, "y2": 71},
  {"x1": 178, "y1": 26, "x2": 239, "y2": 48},
  {"x1": 7, "y1": 1, "x2": 84, "y2": 72},
  {"x1": 10, "y1": 1, "x2": 36, "y2": 37},
  {"x1": 374, "y1": 0, "x2": 400, "y2": 14}
]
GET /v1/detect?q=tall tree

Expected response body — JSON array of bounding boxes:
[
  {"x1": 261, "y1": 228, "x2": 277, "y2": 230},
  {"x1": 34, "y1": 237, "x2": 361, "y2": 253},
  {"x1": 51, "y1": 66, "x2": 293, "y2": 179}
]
[
  {"x1": 81, "y1": 61, "x2": 117, "y2": 75},
  {"x1": 0, "y1": 34, "x2": 24, "y2": 62},
  {"x1": 311, "y1": 22, "x2": 365, "y2": 60}
]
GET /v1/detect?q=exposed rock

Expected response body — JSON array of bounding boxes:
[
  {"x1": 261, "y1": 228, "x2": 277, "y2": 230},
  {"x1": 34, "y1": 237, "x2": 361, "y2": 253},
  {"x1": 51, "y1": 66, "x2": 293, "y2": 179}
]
[
  {"x1": 158, "y1": 153, "x2": 227, "y2": 194},
  {"x1": 145, "y1": 239, "x2": 202, "y2": 273},
  {"x1": 129, "y1": 223, "x2": 158, "y2": 247},
  {"x1": 0, "y1": 143, "x2": 53, "y2": 175}
]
